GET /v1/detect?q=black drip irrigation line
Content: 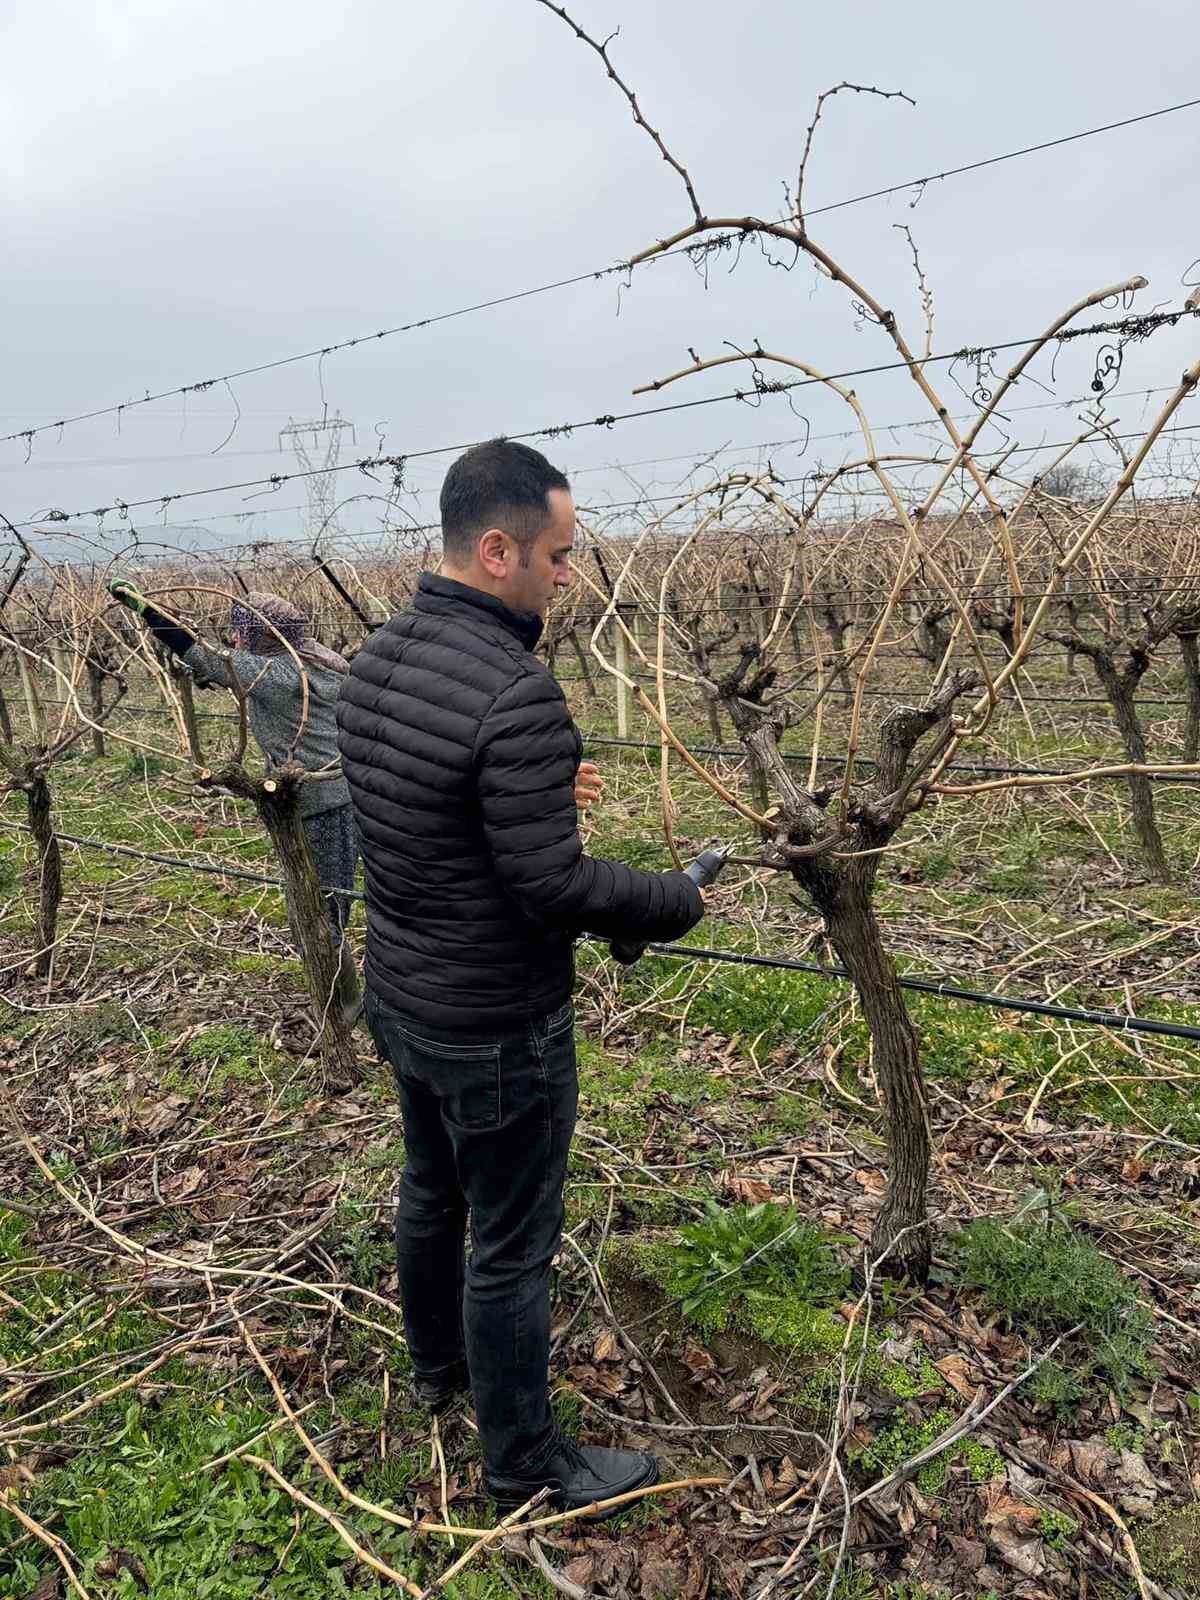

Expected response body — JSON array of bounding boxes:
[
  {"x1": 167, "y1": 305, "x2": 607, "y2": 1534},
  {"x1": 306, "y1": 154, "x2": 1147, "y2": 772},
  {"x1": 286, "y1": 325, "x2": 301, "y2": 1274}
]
[
  {"x1": 4, "y1": 818, "x2": 1199, "y2": 1043},
  {"x1": 2, "y1": 821, "x2": 363, "y2": 901},
  {"x1": 638, "y1": 941, "x2": 1200, "y2": 1044}
]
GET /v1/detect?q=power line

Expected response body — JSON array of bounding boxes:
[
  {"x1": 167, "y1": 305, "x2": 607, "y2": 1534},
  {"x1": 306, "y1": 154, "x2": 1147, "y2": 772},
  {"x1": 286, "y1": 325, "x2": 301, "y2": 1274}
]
[
  {"x1": 4, "y1": 817, "x2": 1198, "y2": 1042},
  {"x1": 7, "y1": 307, "x2": 1199, "y2": 536},
  {"x1": 4, "y1": 94, "x2": 1198, "y2": 454}
]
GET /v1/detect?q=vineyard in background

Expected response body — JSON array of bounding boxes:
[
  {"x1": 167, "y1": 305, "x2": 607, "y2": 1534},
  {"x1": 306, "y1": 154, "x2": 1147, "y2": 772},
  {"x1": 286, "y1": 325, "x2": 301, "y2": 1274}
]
[{"x1": 3, "y1": 11, "x2": 1200, "y2": 1594}]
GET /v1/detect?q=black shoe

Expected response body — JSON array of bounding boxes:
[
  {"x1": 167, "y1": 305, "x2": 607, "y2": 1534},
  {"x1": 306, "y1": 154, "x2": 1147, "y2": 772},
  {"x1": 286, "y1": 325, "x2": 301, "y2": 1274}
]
[
  {"x1": 488, "y1": 1435, "x2": 659, "y2": 1522},
  {"x1": 412, "y1": 1361, "x2": 470, "y2": 1416}
]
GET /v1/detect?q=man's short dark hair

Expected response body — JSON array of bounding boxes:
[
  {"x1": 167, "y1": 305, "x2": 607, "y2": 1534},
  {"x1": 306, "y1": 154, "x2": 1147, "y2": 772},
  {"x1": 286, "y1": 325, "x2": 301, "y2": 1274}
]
[{"x1": 439, "y1": 440, "x2": 570, "y2": 561}]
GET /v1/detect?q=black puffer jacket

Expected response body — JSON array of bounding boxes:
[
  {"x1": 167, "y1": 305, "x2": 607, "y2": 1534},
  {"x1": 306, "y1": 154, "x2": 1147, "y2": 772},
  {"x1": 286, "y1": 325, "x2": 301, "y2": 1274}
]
[{"x1": 336, "y1": 574, "x2": 704, "y2": 1034}]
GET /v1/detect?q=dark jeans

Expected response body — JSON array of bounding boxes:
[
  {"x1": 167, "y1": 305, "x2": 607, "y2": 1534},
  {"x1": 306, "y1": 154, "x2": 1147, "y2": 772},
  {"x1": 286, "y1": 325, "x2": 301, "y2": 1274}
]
[
  {"x1": 301, "y1": 804, "x2": 358, "y2": 937},
  {"x1": 363, "y1": 990, "x2": 578, "y2": 1480}
]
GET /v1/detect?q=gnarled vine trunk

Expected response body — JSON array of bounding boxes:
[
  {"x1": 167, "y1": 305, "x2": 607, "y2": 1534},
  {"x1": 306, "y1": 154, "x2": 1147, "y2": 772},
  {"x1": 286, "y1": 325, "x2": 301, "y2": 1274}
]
[
  {"x1": 821, "y1": 882, "x2": 931, "y2": 1280},
  {"x1": 735, "y1": 676, "x2": 977, "y2": 1283},
  {"x1": 86, "y1": 661, "x2": 106, "y2": 758},
  {"x1": 212, "y1": 763, "x2": 361, "y2": 1094},
  {"x1": 27, "y1": 770, "x2": 62, "y2": 980},
  {"x1": 1093, "y1": 659, "x2": 1169, "y2": 882}
]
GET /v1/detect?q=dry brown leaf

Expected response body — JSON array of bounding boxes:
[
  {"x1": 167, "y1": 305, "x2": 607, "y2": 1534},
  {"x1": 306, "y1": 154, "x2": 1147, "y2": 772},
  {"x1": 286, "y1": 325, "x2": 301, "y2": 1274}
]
[
  {"x1": 723, "y1": 1172, "x2": 774, "y2": 1205},
  {"x1": 933, "y1": 1353, "x2": 977, "y2": 1399},
  {"x1": 1115, "y1": 1448, "x2": 1158, "y2": 1516},
  {"x1": 982, "y1": 1487, "x2": 1042, "y2": 1530},
  {"x1": 563, "y1": 1554, "x2": 597, "y2": 1586},
  {"x1": 589, "y1": 1368, "x2": 626, "y2": 1398},
  {"x1": 947, "y1": 1533, "x2": 987, "y2": 1572},
  {"x1": 852, "y1": 1167, "x2": 886, "y2": 1194},
  {"x1": 1005, "y1": 1460, "x2": 1042, "y2": 1500},
  {"x1": 134, "y1": 1093, "x2": 189, "y2": 1136},
  {"x1": 162, "y1": 1164, "x2": 204, "y2": 1200},
  {"x1": 1054, "y1": 1437, "x2": 1118, "y2": 1487},
  {"x1": 682, "y1": 1342, "x2": 719, "y2": 1384},
  {"x1": 592, "y1": 1329, "x2": 621, "y2": 1364},
  {"x1": 639, "y1": 1545, "x2": 685, "y2": 1598},
  {"x1": 988, "y1": 1521, "x2": 1046, "y2": 1579},
  {"x1": 897, "y1": 1480, "x2": 923, "y2": 1535}
]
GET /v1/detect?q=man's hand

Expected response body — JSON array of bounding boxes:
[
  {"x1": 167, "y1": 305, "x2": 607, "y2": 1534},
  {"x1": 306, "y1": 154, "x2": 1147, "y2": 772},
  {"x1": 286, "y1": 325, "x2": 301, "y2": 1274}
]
[{"x1": 574, "y1": 760, "x2": 604, "y2": 812}]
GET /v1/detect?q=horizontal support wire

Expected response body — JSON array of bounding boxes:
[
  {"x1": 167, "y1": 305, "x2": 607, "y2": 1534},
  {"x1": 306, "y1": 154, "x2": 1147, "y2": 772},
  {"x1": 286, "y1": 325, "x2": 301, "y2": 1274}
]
[
  {"x1": 7, "y1": 306, "x2": 1200, "y2": 535},
  {"x1": 3, "y1": 817, "x2": 1197, "y2": 1042},
  {"x1": 5, "y1": 696, "x2": 1198, "y2": 783},
  {"x1": 5, "y1": 92, "x2": 1197, "y2": 450},
  {"x1": 577, "y1": 733, "x2": 1200, "y2": 786}
]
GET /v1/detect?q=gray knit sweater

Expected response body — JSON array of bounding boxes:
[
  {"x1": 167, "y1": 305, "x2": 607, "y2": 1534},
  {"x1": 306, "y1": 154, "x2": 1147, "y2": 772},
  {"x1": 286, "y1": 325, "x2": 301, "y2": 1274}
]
[{"x1": 183, "y1": 643, "x2": 350, "y2": 819}]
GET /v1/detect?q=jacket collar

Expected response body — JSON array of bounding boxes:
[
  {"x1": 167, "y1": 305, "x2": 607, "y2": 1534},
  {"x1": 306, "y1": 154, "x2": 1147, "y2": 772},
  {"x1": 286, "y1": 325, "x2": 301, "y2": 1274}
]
[{"x1": 414, "y1": 572, "x2": 544, "y2": 650}]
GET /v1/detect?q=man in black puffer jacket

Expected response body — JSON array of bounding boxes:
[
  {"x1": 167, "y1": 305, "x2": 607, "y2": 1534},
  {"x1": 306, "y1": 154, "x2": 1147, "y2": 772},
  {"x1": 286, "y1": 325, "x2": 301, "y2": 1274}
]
[{"x1": 337, "y1": 440, "x2": 704, "y2": 1516}]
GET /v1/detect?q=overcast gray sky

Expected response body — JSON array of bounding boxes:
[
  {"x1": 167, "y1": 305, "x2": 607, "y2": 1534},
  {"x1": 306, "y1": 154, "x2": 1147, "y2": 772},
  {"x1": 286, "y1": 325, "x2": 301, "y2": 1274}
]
[{"x1": 3, "y1": 0, "x2": 1199, "y2": 558}]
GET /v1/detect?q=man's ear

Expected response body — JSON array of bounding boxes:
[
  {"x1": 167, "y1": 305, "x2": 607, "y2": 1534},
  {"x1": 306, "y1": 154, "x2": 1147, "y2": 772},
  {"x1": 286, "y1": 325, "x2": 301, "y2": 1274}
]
[{"x1": 477, "y1": 528, "x2": 510, "y2": 580}]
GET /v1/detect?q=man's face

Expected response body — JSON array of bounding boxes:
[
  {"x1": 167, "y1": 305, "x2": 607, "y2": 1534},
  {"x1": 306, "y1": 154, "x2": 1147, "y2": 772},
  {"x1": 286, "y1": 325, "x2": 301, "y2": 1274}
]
[{"x1": 508, "y1": 488, "x2": 576, "y2": 618}]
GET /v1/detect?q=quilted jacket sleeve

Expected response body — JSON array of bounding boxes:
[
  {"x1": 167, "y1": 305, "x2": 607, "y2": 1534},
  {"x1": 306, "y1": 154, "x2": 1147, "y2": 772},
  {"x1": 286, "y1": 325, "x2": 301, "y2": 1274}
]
[
  {"x1": 475, "y1": 671, "x2": 704, "y2": 942},
  {"x1": 184, "y1": 643, "x2": 284, "y2": 702}
]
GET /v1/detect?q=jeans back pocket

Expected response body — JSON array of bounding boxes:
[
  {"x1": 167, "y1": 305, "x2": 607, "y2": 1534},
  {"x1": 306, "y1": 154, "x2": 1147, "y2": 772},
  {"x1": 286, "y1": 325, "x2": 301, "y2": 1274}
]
[{"x1": 397, "y1": 1028, "x2": 502, "y2": 1132}]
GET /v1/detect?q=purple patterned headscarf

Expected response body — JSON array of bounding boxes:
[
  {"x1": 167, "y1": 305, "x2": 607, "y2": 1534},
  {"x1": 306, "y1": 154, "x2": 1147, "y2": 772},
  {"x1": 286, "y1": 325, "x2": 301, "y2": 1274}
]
[{"x1": 230, "y1": 592, "x2": 349, "y2": 675}]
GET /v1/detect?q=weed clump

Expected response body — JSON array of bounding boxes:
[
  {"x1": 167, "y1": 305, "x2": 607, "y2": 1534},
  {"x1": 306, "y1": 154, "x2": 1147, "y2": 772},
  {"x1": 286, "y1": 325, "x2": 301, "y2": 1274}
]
[
  {"x1": 856, "y1": 1406, "x2": 1003, "y2": 1494},
  {"x1": 950, "y1": 1216, "x2": 1154, "y2": 1408},
  {"x1": 121, "y1": 751, "x2": 166, "y2": 782},
  {"x1": 662, "y1": 1201, "x2": 849, "y2": 1333},
  {"x1": 1137, "y1": 1502, "x2": 1200, "y2": 1595}
]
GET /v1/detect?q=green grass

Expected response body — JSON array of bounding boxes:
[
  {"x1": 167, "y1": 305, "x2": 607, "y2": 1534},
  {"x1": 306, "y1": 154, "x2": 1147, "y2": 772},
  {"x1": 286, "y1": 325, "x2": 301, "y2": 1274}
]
[
  {"x1": 328, "y1": 1196, "x2": 396, "y2": 1292},
  {"x1": 608, "y1": 1202, "x2": 953, "y2": 1415},
  {"x1": 985, "y1": 820, "x2": 1049, "y2": 894},
  {"x1": 576, "y1": 1033, "x2": 732, "y2": 1144},
  {"x1": 1, "y1": 1392, "x2": 540, "y2": 1600},
  {"x1": 156, "y1": 1022, "x2": 293, "y2": 1094},
  {"x1": 855, "y1": 1406, "x2": 1003, "y2": 1495},
  {"x1": 580, "y1": 917, "x2": 836, "y2": 1062},
  {"x1": 0, "y1": 1212, "x2": 169, "y2": 1395},
  {"x1": 0, "y1": 1218, "x2": 544, "y2": 1600},
  {"x1": 229, "y1": 951, "x2": 303, "y2": 984},
  {"x1": 1137, "y1": 1503, "x2": 1200, "y2": 1597},
  {"x1": 951, "y1": 1215, "x2": 1155, "y2": 1410}
]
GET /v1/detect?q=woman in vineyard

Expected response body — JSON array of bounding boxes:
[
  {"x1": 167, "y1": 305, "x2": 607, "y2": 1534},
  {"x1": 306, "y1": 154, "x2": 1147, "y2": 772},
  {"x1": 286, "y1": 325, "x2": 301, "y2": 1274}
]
[{"x1": 109, "y1": 582, "x2": 359, "y2": 988}]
